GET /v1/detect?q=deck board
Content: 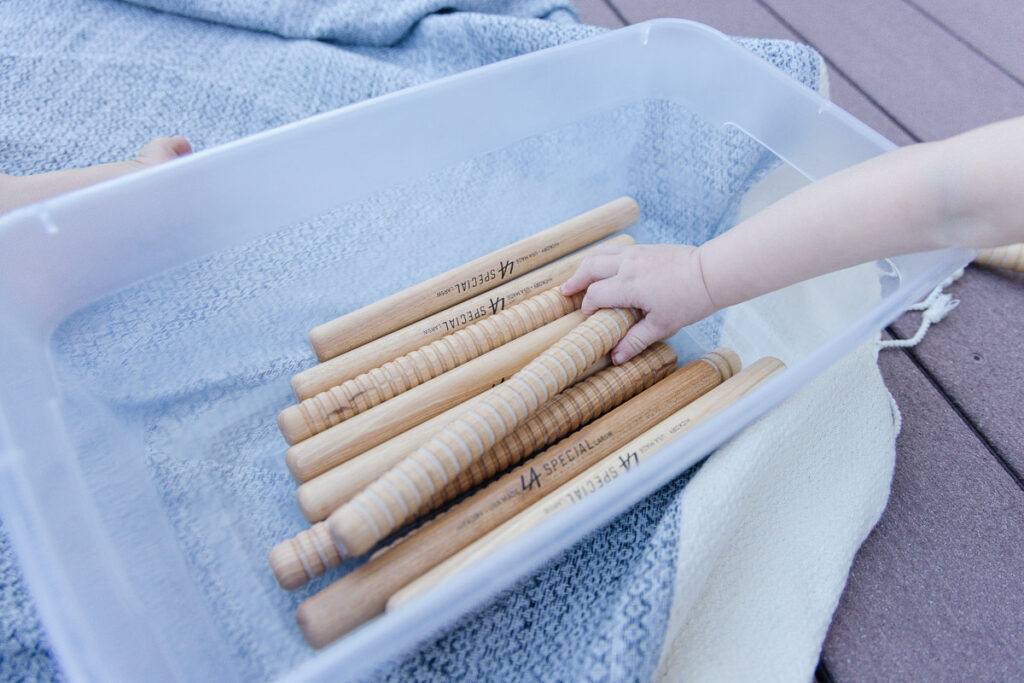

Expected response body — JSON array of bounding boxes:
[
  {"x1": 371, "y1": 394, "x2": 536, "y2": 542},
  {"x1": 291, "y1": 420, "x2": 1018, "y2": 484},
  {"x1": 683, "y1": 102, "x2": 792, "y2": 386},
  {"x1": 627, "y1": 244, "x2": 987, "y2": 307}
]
[
  {"x1": 760, "y1": 0, "x2": 1024, "y2": 140},
  {"x1": 890, "y1": 266, "x2": 1024, "y2": 476},
  {"x1": 609, "y1": 0, "x2": 917, "y2": 145},
  {"x1": 574, "y1": 0, "x2": 625, "y2": 28},
  {"x1": 909, "y1": 0, "x2": 1024, "y2": 83},
  {"x1": 824, "y1": 344, "x2": 1024, "y2": 680}
]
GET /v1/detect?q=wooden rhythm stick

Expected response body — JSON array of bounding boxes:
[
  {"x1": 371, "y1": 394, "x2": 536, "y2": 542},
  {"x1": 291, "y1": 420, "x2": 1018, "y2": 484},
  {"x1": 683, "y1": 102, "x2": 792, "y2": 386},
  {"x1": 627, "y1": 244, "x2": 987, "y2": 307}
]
[
  {"x1": 286, "y1": 313, "x2": 584, "y2": 483},
  {"x1": 325, "y1": 307, "x2": 640, "y2": 559},
  {"x1": 387, "y1": 356, "x2": 785, "y2": 610},
  {"x1": 293, "y1": 354, "x2": 612, "y2": 524},
  {"x1": 279, "y1": 288, "x2": 583, "y2": 445},
  {"x1": 293, "y1": 350, "x2": 740, "y2": 648},
  {"x1": 975, "y1": 243, "x2": 1024, "y2": 272},
  {"x1": 427, "y1": 342, "x2": 676, "y2": 508},
  {"x1": 270, "y1": 344, "x2": 675, "y2": 589},
  {"x1": 291, "y1": 234, "x2": 636, "y2": 400},
  {"x1": 307, "y1": 197, "x2": 640, "y2": 362}
]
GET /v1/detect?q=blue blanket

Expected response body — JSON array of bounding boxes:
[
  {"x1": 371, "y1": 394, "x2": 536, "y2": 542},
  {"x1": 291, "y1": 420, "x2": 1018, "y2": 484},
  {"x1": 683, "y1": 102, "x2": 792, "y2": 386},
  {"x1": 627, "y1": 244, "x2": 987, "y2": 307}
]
[{"x1": 0, "y1": 2, "x2": 823, "y2": 680}]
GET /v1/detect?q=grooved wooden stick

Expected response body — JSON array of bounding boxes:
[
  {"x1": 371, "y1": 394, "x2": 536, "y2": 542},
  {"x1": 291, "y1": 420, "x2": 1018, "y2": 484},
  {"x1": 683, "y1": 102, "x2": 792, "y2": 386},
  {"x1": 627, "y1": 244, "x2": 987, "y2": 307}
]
[
  {"x1": 293, "y1": 351, "x2": 740, "y2": 648},
  {"x1": 279, "y1": 289, "x2": 583, "y2": 445},
  {"x1": 326, "y1": 308, "x2": 640, "y2": 558},
  {"x1": 428, "y1": 342, "x2": 677, "y2": 508},
  {"x1": 270, "y1": 344, "x2": 676, "y2": 589},
  {"x1": 286, "y1": 313, "x2": 585, "y2": 483},
  {"x1": 291, "y1": 234, "x2": 635, "y2": 400},
  {"x1": 975, "y1": 243, "x2": 1024, "y2": 272},
  {"x1": 294, "y1": 355, "x2": 612, "y2": 524},
  {"x1": 387, "y1": 356, "x2": 785, "y2": 610},
  {"x1": 307, "y1": 198, "x2": 640, "y2": 361}
]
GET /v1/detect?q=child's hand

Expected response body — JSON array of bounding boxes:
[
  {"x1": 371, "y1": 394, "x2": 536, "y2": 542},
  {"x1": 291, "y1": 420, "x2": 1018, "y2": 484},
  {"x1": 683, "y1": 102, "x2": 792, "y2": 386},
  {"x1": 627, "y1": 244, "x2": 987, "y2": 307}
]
[{"x1": 560, "y1": 243, "x2": 717, "y2": 364}]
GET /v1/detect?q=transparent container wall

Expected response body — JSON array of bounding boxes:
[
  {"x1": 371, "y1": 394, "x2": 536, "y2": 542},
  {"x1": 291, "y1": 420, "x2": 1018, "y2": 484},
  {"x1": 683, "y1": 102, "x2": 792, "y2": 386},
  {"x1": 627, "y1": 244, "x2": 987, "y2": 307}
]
[
  {"x1": 43, "y1": 94, "x2": 796, "y2": 682},
  {"x1": 0, "y1": 20, "x2": 971, "y2": 683}
]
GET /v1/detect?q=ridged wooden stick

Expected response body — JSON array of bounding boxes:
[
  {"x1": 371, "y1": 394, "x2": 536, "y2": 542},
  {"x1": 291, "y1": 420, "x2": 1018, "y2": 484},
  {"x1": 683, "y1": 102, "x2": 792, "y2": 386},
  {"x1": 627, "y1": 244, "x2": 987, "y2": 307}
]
[
  {"x1": 294, "y1": 351, "x2": 741, "y2": 648},
  {"x1": 326, "y1": 307, "x2": 640, "y2": 558},
  {"x1": 428, "y1": 342, "x2": 678, "y2": 508},
  {"x1": 279, "y1": 289, "x2": 583, "y2": 445},
  {"x1": 292, "y1": 234, "x2": 635, "y2": 400},
  {"x1": 294, "y1": 354, "x2": 612, "y2": 524},
  {"x1": 308, "y1": 197, "x2": 640, "y2": 361},
  {"x1": 388, "y1": 356, "x2": 785, "y2": 610},
  {"x1": 286, "y1": 312, "x2": 584, "y2": 483},
  {"x1": 975, "y1": 243, "x2": 1024, "y2": 272},
  {"x1": 270, "y1": 344, "x2": 675, "y2": 589}
]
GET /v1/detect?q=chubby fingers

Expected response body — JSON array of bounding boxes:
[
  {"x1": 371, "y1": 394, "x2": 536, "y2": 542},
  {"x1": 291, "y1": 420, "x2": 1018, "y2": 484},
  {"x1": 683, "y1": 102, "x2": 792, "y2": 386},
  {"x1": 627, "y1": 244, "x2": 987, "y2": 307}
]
[
  {"x1": 560, "y1": 243, "x2": 626, "y2": 295},
  {"x1": 578, "y1": 276, "x2": 632, "y2": 315},
  {"x1": 610, "y1": 317, "x2": 667, "y2": 365},
  {"x1": 580, "y1": 278, "x2": 674, "y2": 363}
]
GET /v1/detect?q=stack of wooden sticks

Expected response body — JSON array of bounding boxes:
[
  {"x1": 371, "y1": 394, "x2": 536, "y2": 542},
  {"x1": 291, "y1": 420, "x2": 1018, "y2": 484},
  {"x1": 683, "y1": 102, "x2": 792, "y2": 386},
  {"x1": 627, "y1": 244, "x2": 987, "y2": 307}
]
[{"x1": 268, "y1": 197, "x2": 785, "y2": 649}]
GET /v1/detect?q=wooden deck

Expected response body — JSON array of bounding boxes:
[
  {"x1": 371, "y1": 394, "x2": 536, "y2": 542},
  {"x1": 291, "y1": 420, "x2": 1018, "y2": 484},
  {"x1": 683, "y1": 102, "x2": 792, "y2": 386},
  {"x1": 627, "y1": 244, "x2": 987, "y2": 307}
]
[{"x1": 574, "y1": 1, "x2": 1024, "y2": 679}]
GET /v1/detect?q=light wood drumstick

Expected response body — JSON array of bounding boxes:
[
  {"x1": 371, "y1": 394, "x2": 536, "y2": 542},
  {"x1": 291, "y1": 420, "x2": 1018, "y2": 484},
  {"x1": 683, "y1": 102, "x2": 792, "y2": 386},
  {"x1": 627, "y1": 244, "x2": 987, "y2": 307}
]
[
  {"x1": 388, "y1": 356, "x2": 785, "y2": 609},
  {"x1": 279, "y1": 288, "x2": 584, "y2": 445},
  {"x1": 286, "y1": 312, "x2": 584, "y2": 483},
  {"x1": 975, "y1": 243, "x2": 1024, "y2": 272},
  {"x1": 293, "y1": 350, "x2": 740, "y2": 648},
  {"x1": 294, "y1": 354, "x2": 612, "y2": 524},
  {"x1": 292, "y1": 234, "x2": 636, "y2": 400},
  {"x1": 271, "y1": 345, "x2": 674, "y2": 590},
  {"x1": 308, "y1": 197, "x2": 640, "y2": 361},
  {"x1": 326, "y1": 307, "x2": 640, "y2": 558}
]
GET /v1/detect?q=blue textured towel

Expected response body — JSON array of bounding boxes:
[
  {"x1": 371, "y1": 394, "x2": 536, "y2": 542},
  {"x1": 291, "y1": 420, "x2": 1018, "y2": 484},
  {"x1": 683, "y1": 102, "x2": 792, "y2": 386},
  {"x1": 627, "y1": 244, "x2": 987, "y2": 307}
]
[{"x1": 0, "y1": 2, "x2": 823, "y2": 680}]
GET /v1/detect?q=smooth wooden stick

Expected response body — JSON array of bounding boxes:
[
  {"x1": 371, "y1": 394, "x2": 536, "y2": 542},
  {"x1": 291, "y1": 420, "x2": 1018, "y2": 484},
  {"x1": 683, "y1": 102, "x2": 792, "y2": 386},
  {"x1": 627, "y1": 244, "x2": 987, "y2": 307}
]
[
  {"x1": 291, "y1": 234, "x2": 636, "y2": 400},
  {"x1": 293, "y1": 351, "x2": 740, "y2": 648},
  {"x1": 975, "y1": 243, "x2": 1024, "y2": 272},
  {"x1": 387, "y1": 356, "x2": 785, "y2": 610},
  {"x1": 279, "y1": 288, "x2": 583, "y2": 445},
  {"x1": 325, "y1": 307, "x2": 640, "y2": 558},
  {"x1": 270, "y1": 344, "x2": 675, "y2": 590},
  {"x1": 294, "y1": 354, "x2": 612, "y2": 524},
  {"x1": 286, "y1": 312, "x2": 584, "y2": 483},
  {"x1": 307, "y1": 197, "x2": 640, "y2": 362}
]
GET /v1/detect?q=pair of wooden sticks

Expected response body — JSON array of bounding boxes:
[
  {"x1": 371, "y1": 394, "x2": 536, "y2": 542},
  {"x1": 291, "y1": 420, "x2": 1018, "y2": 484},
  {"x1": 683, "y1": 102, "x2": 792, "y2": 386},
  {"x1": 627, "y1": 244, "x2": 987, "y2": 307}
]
[{"x1": 267, "y1": 196, "x2": 783, "y2": 651}]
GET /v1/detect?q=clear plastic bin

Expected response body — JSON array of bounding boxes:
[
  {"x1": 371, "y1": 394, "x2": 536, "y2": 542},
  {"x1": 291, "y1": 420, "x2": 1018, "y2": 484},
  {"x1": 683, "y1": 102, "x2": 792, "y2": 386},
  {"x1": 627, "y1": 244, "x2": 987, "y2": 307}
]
[{"x1": 0, "y1": 19, "x2": 970, "y2": 682}]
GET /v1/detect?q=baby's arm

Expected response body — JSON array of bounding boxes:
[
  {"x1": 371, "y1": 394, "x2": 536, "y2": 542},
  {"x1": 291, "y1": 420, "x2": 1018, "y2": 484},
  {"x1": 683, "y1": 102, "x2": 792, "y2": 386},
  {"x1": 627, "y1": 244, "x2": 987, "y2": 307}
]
[
  {"x1": 0, "y1": 136, "x2": 191, "y2": 214},
  {"x1": 564, "y1": 115, "x2": 1024, "y2": 363}
]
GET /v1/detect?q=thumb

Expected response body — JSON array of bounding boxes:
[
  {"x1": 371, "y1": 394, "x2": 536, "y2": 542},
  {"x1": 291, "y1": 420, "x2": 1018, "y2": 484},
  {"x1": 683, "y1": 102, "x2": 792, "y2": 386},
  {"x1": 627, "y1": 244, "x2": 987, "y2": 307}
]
[{"x1": 611, "y1": 317, "x2": 662, "y2": 364}]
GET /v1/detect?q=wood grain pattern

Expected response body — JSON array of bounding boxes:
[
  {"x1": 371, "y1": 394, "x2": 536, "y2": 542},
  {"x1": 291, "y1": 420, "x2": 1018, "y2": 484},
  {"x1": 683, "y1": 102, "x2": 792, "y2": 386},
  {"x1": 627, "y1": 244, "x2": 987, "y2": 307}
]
[
  {"x1": 291, "y1": 234, "x2": 635, "y2": 400},
  {"x1": 271, "y1": 344, "x2": 677, "y2": 589},
  {"x1": 428, "y1": 342, "x2": 678, "y2": 507},
  {"x1": 326, "y1": 308, "x2": 641, "y2": 557},
  {"x1": 307, "y1": 197, "x2": 639, "y2": 361},
  {"x1": 293, "y1": 355, "x2": 611, "y2": 524},
  {"x1": 388, "y1": 356, "x2": 785, "y2": 608},
  {"x1": 279, "y1": 289, "x2": 583, "y2": 444},
  {"x1": 285, "y1": 313, "x2": 585, "y2": 482},
  {"x1": 294, "y1": 351, "x2": 740, "y2": 648}
]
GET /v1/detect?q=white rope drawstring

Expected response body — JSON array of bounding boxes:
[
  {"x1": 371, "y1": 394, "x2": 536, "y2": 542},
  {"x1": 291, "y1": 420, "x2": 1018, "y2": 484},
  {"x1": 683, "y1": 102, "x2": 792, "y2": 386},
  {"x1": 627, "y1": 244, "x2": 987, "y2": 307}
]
[{"x1": 879, "y1": 268, "x2": 964, "y2": 348}]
